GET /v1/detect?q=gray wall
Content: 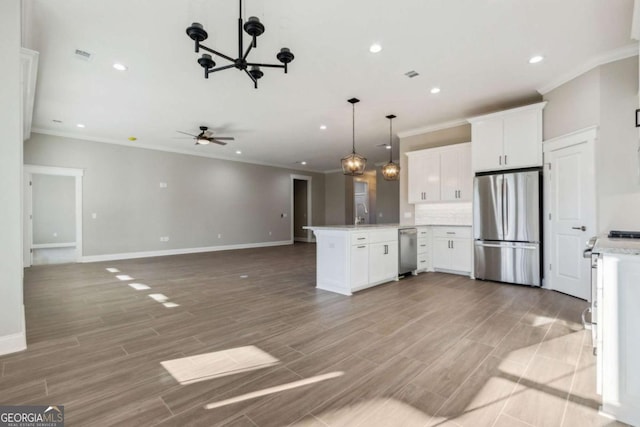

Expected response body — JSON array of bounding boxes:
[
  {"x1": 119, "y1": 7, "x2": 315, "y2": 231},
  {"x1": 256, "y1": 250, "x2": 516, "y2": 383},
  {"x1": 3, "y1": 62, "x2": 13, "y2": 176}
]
[
  {"x1": 399, "y1": 125, "x2": 472, "y2": 224},
  {"x1": 324, "y1": 172, "x2": 347, "y2": 225},
  {"x1": 293, "y1": 179, "x2": 308, "y2": 239},
  {"x1": 543, "y1": 67, "x2": 600, "y2": 141},
  {"x1": 24, "y1": 133, "x2": 325, "y2": 256},
  {"x1": 0, "y1": 0, "x2": 25, "y2": 348},
  {"x1": 543, "y1": 56, "x2": 640, "y2": 233},
  {"x1": 375, "y1": 166, "x2": 400, "y2": 224},
  {"x1": 32, "y1": 174, "x2": 76, "y2": 244}
]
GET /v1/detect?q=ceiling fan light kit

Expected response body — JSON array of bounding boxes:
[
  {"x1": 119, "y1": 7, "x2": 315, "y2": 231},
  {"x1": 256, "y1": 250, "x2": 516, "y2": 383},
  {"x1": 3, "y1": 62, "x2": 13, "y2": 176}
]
[
  {"x1": 177, "y1": 126, "x2": 235, "y2": 146},
  {"x1": 185, "y1": 0, "x2": 295, "y2": 89},
  {"x1": 341, "y1": 98, "x2": 367, "y2": 176},
  {"x1": 381, "y1": 114, "x2": 400, "y2": 181}
]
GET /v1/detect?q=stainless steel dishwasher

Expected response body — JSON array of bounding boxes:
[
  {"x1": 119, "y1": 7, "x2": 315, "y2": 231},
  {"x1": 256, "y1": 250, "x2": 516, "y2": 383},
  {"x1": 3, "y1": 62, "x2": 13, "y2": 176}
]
[{"x1": 399, "y1": 228, "x2": 417, "y2": 276}]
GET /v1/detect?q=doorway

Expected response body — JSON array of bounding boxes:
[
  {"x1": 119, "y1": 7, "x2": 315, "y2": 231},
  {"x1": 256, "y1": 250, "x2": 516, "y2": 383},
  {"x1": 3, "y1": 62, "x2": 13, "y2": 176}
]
[
  {"x1": 291, "y1": 175, "x2": 312, "y2": 242},
  {"x1": 543, "y1": 127, "x2": 597, "y2": 300},
  {"x1": 23, "y1": 165, "x2": 84, "y2": 266}
]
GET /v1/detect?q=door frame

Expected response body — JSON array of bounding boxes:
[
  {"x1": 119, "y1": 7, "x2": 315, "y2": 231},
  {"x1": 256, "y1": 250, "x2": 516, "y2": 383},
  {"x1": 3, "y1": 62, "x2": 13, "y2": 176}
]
[
  {"x1": 290, "y1": 174, "x2": 313, "y2": 243},
  {"x1": 24, "y1": 165, "x2": 84, "y2": 265},
  {"x1": 542, "y1": 126, "x2": 597, "y2": 291}
]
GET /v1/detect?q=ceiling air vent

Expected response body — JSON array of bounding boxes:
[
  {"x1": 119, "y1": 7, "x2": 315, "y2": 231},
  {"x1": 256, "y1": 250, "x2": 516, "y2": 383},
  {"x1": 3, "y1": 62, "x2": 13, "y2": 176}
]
[
  {"x1": 404, "y1": 70, "x2": 419, "y2": 78},
  {"x1": 74, "y1": 49, "x2": 93, "y2": 61}
]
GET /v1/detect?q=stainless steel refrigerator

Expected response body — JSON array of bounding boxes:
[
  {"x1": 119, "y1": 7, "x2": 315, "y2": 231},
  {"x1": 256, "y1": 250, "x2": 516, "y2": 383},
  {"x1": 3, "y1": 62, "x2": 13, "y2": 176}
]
[{"x1": 473, "y1": 169, "x2": 541, "y2": 287}]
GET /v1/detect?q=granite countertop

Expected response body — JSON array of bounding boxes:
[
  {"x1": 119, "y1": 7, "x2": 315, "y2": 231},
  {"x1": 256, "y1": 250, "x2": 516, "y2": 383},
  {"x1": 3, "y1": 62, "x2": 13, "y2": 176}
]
[
  {"x1": 304, "y1": 224, "x2": 471, "y2": 230},
  {"x1": 593, "y1": 236, "x2": 640, "y2": 256}
]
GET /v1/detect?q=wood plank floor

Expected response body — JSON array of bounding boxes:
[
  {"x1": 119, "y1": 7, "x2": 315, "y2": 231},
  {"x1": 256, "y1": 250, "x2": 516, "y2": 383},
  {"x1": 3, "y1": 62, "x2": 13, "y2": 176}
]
[{"x1": 1, "y1": 243, "x2": 627, "y2": 426}]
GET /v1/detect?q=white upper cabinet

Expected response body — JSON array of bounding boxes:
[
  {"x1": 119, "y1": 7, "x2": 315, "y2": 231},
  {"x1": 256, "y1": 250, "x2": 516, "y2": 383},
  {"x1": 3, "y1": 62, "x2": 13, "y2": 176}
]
[
  {"x1": 407, "y1": 143, "x2": 471, "y2": 203},
  {"x1": 469, "y1": 102, "x2": 546, "y2": 172},
  {"x1": 407, "y1": 150, "x2": 440, "y2": 203}
]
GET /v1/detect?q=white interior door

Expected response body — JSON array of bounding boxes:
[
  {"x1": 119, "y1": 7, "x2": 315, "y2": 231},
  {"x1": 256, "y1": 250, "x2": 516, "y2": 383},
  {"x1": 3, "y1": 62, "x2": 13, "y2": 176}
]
[{"x1": 545, "y1": 130, "x2": 596, "y2": 300}]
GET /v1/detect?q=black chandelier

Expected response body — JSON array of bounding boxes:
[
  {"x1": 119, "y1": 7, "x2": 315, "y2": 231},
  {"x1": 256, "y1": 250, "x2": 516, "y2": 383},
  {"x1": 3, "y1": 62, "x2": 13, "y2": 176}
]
[{"x1": 185, "y1": 0, "x2": 295, "y2": 89}]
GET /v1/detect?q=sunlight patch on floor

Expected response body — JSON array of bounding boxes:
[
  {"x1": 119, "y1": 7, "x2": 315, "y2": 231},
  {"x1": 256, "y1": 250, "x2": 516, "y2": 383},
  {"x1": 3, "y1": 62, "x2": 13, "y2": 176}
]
[
  {"x1": 149, "y1": 293, "x2": 169, "y2": 302},
  {"x1": 128, "y1": 283, "x2": 150, "y2": 290},
  {"x1": 309, "y1": 397, "x2": 430, "y2": 426},
  {"x1": 205, "y1": 372, "x2": 344, "y2": 410},
  {"x1": 161, "y1": 346, "x2": 281, "y2": 385},
  {"x1": 106, "y1": 267, "x2": 120, "y2": 273},
  {"x1": 163, "y1": 302, "x2": 180, "y2": 308},
  {"x1": 116, "y1": 274, "x2": 134, "y2": 281}
]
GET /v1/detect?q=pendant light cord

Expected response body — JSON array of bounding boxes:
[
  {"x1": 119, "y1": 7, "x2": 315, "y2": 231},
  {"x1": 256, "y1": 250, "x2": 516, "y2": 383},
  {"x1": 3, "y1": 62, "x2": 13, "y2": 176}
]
[
  {"x1": 352, "y1": 103, "x2": 356, "y2": 154},
  {"x1": 389, "y1": 117, "x2": 393, "y2": 162}
]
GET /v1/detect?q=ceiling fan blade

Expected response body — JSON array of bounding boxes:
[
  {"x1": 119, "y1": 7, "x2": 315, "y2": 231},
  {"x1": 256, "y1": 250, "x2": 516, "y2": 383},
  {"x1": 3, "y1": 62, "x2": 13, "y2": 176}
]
[
  {"x1": 177, "y1": 130, "x2": 197, "y2": 137},
  {"x1": 211, "y1": 139, "x2": 228, "y2": 146},
  {"x1": 211, "y1": 136, "x2": 235, "y2": 140}
]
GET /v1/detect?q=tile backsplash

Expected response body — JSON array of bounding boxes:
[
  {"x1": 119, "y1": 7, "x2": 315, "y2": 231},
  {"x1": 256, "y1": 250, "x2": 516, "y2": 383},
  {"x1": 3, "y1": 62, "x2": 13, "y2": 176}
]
[{"x1": 415, "y1": 203, "x2": 473, "y2": 225}]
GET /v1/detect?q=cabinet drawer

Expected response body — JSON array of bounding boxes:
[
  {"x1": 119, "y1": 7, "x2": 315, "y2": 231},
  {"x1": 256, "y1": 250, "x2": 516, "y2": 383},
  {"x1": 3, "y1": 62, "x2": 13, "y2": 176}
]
[
  {"x1": 369, "y1": 229, "x2": 398, "y2": 243},
  {"x1": 432, "y1": 227, "x2": 471, "y2": 239},
  {"x1": 417, "y1": 227, "x2": 429, "y2": 238},
  {"x1": 417, "y1": 257, "x2": 429, "y2": 271},
  {"x1": 417, "y1": 238, "x2": 429, "y2": 254},
  {"x1": 351, "y1": 232, "x2": 369, "y2": 245}
]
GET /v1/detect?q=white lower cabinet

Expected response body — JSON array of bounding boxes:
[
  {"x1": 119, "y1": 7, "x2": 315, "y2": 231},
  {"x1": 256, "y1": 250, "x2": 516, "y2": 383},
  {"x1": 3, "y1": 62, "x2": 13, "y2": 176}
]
[
  {"x1": 431, "y1": 227, "x2": 472, "y2": 274},
  {"x1": 350, "y1": 243, "x2": 369, "y2": 290},
  {"x1": 416, "y1": 227, "x2": 430, "y2": 272},
  {"x1": 597, "y1": 253, "x2": 640, "y2": 426},
  {"x1": 369, "y1": 241, "x2": 398, "y2": 285}
]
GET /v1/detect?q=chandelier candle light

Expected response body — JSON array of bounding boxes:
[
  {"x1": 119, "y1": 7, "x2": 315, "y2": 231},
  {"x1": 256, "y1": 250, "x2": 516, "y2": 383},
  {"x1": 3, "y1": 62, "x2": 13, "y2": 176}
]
[
  {"x1": 185, "y1": 0, "x2": 295, "y2": 89},
  {"x1": 341, "y1": 98, "x2": 367, "y2": 176},
  {"x1": 381, "y1": 114, "x2": 400, "y2": 181}
]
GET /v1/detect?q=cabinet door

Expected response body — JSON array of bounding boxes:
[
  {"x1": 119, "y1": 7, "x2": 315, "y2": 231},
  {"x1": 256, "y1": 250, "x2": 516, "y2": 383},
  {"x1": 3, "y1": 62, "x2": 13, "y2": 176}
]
[
  {"x1": 423, "y1": 152, "x2": 441, "y2": 201},
  {"x1": 503, "y1": 109, "x2": 541, "y2": 169},
  {"x1": 433, "y1": 237, "x2": 451, "y2": 270},
  {"x1": 472, "y1": 119, "x2": 504, "y2": 172},
  {"x1": 369, "y1": 242, "x2": 397, "y2": 284},
  {"x1": 407, "y1": 153, "x2": 425, "y2": 203},
  {"x1": 450, "y1": 238, "x2": 472, "y2": 273},
  {"x1": 457, "y1": 144, "x2": 473, "y2": 201},
  {"x1": 439, "y1": 148, "x2": 459, "y2": 201},
  {"x1": 350, "y1": 244, "x2": 369, "y2": 289}
]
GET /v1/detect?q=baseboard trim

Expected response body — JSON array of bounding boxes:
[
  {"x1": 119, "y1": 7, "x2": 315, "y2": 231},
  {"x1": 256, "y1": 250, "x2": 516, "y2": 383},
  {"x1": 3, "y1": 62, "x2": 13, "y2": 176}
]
[
  {"x1": 294, "y1": 237, "x2": 315, "y2": 243},
  {"x1": 0, "y1": 331, "x2": 26, "y2": 356},
  {"x1": 81, "y1": 240, "x2": 293, "y2": 263}
]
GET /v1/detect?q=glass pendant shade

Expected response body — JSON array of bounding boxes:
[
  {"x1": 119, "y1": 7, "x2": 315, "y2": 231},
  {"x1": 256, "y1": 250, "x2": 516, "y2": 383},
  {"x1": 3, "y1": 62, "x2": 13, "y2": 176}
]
[
  {"x1": 381, "y1": 114, "x2": 400, "y2": 181},
  {"x1": 342, "y1": 98, "x2": 367, "y2": 176},
  {"x1": 381, "y1": 161, "x2": 400, "y2": 180},
  {"x1": 341, "y1": 152, "x2": 367, "y2": 176}
]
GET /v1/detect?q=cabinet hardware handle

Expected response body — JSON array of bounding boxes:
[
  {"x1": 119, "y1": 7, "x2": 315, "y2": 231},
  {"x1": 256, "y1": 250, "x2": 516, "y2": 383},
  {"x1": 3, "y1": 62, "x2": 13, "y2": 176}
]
[
  {"x1": 505, "y1": 155, "x2": 508, "y2": 165},
  {"x1": 420, "y1": 244, "x2": 426, "y2": 247},
  {"x1": 451, "y1": 240, "x2": 454, "y2": 249},
  {"x1": 572, "y1": 226, "x2": 587, "y2": 231},
  {"x1": 499, "y1": 155, "x2": 502, "y2": 165},
  {"x1": 357, "y1": 245, "x2": 366, "y2": 248},
  {"x1": 448, "y1": 240, "x2": 451, "y2": 249},
  {"x1": 446, "y1": 232, "x2": 456, "y2": 235},
  {"x1": 357, "y1": 237, "x2": 366, "y2": 240},
  {"x1": 384, "y1": 244, "x2": 388, "y2": 254}
]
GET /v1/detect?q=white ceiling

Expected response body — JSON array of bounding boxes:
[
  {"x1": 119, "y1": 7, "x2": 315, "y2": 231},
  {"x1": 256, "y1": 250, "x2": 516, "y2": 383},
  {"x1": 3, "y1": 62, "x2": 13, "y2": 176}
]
[{"x1": 24, "y1": 0, "x2": 636, "y2": 172}]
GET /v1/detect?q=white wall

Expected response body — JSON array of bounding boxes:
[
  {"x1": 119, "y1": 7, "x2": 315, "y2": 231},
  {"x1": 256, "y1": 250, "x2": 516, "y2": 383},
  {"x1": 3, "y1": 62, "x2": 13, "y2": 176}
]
[
  {"x1": 0, "y1": 0, "x2": 26, "y2": 355},
  {"x1": 543, "y1": 56, "x2": 640, "y2": 233}
]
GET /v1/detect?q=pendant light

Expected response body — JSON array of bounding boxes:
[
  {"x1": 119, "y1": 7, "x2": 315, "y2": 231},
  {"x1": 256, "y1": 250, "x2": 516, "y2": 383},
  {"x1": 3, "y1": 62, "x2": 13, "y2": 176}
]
[
  {"x1": 341, "y1": 98, "x2": 367, "y2": 176},
  {"x1": 381, "y1": 114, "x2": 400, "y2": 181}
]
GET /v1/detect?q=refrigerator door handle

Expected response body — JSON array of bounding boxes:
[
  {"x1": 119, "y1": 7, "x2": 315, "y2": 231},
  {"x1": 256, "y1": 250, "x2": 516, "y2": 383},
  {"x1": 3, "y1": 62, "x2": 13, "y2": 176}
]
[
  {"x1": 504, "y1": 176, "x2": 509, "y2": 238},
  {"x1": 476, "y1": 242, "x2": 538, "y2": 250}
]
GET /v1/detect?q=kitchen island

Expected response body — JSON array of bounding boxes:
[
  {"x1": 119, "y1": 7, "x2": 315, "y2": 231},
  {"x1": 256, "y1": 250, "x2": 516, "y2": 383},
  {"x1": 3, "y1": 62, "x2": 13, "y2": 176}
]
[
  {"x1": 590, "y1": 236, "x2": 640, "y2": 426},
  {"x1": 304, "y1": 225, "x2": 401, "y2": 295}
]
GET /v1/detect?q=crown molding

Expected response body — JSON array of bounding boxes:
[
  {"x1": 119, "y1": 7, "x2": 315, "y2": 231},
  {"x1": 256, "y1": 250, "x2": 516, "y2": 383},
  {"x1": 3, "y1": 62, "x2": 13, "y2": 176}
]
[
  {"x1": 30, "y1": 129, "x2": 324, "y2": 174},
  {"x1": 397, "y1": 119, "x2": 469, "y2": 139},
  {"x1": 467, "y1": 101, "x2": 547, "y2": 124},
  {"x1": 537, "y1": 43, "x2": 639, "y2": 95}
]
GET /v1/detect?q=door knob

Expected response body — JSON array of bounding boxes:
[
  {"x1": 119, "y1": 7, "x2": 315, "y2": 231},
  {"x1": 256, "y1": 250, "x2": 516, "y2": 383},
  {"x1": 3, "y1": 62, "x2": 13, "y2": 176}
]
[{"x1": 572, "y1": 226, "x2": 587, "y2": 231}]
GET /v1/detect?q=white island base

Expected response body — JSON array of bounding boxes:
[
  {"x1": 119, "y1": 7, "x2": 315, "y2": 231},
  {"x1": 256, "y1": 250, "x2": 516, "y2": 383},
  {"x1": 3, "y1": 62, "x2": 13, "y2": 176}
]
[{"x1": 306, "y1": 226, "x2": 399, "y2": 296}]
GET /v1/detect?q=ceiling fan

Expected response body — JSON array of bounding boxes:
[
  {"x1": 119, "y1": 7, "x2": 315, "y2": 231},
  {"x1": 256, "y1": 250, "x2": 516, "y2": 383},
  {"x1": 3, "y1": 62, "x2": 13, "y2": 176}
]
[{"x1": 177, "y1": 126, "x2": 235, "y2": 145}]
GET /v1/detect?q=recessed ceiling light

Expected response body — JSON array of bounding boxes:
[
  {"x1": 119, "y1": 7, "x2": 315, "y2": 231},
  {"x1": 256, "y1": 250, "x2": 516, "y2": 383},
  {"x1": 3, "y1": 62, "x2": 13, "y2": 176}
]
[
  {"x1": 76, "y1": 123, "x2": 85, "y2": 128},
  {"x1": 320, "y1": 125, "x2": 327, "y2": 130},
  {"x1": 529, "y1": 55, "x2": 544, "y2": 64},
  {"x1": 301, "y1": 161, "x2": 307, "y2": 165},
  {"x1": 369, "y1": 43, "x2": 382, "y2": 54},
  {"x1": 235, "y1": 150, "x2": 242, "y2": 155},
  {"x1": 113, "y1": 63, "x2": 128, "y2": 71},
  {"x1": 430, "y1": 87, "x2": 441, "y2": 94}
]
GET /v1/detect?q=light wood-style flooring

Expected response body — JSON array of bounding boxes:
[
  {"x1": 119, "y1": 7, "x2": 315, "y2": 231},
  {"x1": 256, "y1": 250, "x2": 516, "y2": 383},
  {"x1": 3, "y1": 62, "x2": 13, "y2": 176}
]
[{"x1": 1, "y1": 243, "x2": 626, "y2": 426}]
